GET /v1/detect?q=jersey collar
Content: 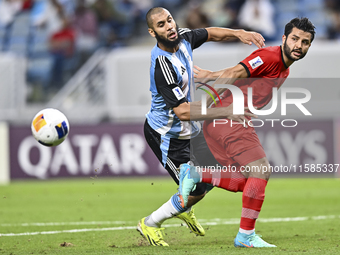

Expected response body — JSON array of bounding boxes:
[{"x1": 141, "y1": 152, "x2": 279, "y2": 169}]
[{"x1": 280, "y1": 46, "x2": 289, "y2": 69}]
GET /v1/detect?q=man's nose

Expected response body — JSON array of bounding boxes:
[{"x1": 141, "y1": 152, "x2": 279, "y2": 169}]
[
  {"x1": 167, "y1": 23, "x2": 173, "y2": 30},
  {"x1": 295, "y1": 40, "x2": 302, "y2": 49}
]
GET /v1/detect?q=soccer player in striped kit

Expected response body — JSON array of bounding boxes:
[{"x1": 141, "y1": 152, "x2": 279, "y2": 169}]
[{"x1": 137, "y1": 7, "x2": 264, "y2": 246}]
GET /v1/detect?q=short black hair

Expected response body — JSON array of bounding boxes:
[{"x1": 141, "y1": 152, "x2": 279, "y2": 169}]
[
  {"x1": 284, "y1": 17, "x2": 316, "y2": 42},
  {"x1": 146, "y1": 7, "x2": 166, "y2": 29}
]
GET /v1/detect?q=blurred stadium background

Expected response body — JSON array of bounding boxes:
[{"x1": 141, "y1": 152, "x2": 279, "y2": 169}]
[
  {"x1": 0, "y1": 0, "x2": 340, "y2": 253},
  {"x1": 0, "y1": 0, "x2": 339, "y2": 188}
]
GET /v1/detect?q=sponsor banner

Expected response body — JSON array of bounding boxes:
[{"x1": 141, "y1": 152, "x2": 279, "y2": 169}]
[
  {"x1": 10, "y1": 123, "x2": 167, "y2": 179},
  {"x1": 9, "y1": 120, "x2": 336, "y2": 179},
  {"x1": 256, "y1": 120, "x2": 335, "y2": 176},
  {"x1": 335, "y1": 119, "x2": 340, "y2": 177},
  {"x1": 190, "y1": 119, "x2": 335, "y2": 177},
  {"x1": 0, "y1": 122, "x2": 10, "y2": 184}
]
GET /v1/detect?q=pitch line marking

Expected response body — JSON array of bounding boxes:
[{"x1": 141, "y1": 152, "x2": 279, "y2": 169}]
[
  {"x1": 0, "y1": 221, "x2": 132, "y2": 227},
  {"x1": 0, "y1": 215, "x2": 338, "y2": 237}
]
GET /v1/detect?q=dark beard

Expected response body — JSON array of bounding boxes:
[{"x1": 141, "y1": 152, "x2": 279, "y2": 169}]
[
  {"x1": 155, "y1": 27, "x2": 181, "y2": 49},
  {"x1": 283, "y1": 39, "x2": 306, "y2": 61}
]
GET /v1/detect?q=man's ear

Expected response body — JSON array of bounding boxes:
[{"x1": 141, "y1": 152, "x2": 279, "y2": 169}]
[
  {"x1": 282, "y1": 34, "x2": 286, "y2": 44},
  {"x1": 148, "y1": 28, "x2": 155, "y2": 38}
]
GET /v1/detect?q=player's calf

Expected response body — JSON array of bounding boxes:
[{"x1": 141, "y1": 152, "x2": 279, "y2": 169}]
[{"x1": 244, "y1": 157, "x2": 271, "y2": 180}]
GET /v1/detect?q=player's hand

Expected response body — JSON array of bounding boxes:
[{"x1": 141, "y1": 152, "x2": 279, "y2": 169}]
[
  {"x1": 225, "y1": 104, "x2": 258, "y2": 128},
  {"x1": 236, "y1": 30, "x2": 265, "y2": 48},
  {"x1": 194, "y1": 65, "x2": 214, "y2": 86}
]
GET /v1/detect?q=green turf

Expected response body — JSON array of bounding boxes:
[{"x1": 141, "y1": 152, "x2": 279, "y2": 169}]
[{"x1": 0, "y1": 177, "x2": 339, "y2": 254}]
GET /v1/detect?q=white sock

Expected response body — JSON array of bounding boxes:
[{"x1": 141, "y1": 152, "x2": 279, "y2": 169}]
[
  {"x1": 239, "y1": 228, "x2": 255, "y2": 235},
  {"x1": 144, "y1": 197, "x2": 180, "y2": 228}
]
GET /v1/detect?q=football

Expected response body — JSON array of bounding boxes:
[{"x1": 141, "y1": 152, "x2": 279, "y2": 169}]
[{"x1": 31, "y1": 108, "x2": 69, "y2": 147}]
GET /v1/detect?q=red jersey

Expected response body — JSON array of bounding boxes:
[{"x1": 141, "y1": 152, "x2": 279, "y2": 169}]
[
  {"x1": 203, "y1": 46, "x2": 290, "y2": 165},
  {"x1": 218, "y1": 46, "x2": 290, "y2": 109},
  {"x1": 240, "y1": 45, "x2": 289, "y2": 78},
  {"x1": 50, "y1": 27, "x2": 76, "y2": 57}
]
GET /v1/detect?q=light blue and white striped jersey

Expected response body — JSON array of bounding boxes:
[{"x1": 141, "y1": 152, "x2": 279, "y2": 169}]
[{"x1": 146, "y1": 28, "x2": 208, "y2": 139}]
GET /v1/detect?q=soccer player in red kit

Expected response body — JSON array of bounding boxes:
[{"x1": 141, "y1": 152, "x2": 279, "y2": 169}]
[{"x1": 178, "y1": 17, "x2": 315, "y2": 248}]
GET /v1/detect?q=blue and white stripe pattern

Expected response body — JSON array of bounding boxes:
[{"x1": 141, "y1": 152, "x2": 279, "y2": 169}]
[
  {"x1": 171, "y1": 192, "x2": 187, "y2": 212},
  {"x1": 146, "y1": 28, "x2": 206, "y2": 166}
]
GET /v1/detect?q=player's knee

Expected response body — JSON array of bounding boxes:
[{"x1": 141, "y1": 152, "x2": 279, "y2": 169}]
[
  {"x1": 248, "y1": 170, "x2": 271, "y2": 180},
  {"x1": 246, "y1": 157, "x2": 271, "y2": 180}
]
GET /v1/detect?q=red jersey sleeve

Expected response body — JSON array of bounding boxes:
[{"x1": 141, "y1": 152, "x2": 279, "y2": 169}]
[{"x1": 239, "y1": 47, "x2": 281, "y2": 78}]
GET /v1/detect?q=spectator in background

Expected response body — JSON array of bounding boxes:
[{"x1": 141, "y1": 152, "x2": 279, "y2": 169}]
[
  {"x1": 198, "y1": 0, "x2": 243, "y2": 29},
  {"x1": 115, "y1": 0, "x2": 140, "y2": 37},
  {"x1": 325, "y1": 0, "x2": 340, "y2": 40},
  {"x1": 0, "y1": 0, "x2": 22, "y2": 27},
  {"x1": 152, "y1": 0, "x2": 182, "y2": 16},
  {"x1": 57, "y1": 0, "x2": 75, "y2": 19},
  {"x1": 185, "y1": 1, "x2": 210, "y2": 29},
  {"x1": 227, "y1": 0, "x2": 246, "y2": 14},
  {"x1": 0, "y1": 0, "x2": 23, "y2": 51},
  {"x1": 238, "y1": 0, "x2": 276, "y2": 41},
  {"x1": 91, "y1": 0, "x2": 130, "y2": 47},
  {"x1": 72, "y1": 0, "x2": 98, "y2": 65},
  {"x1": 22, "y1": 0, "x2": 34, "y2": 10},
  {"x1": 31, "y1": 0, "x2": 69, "y2": 39},
  {"x1": 48, "y1": 0, "x2": 75, "y2": 89},
  {"x1": 224, "y1": 0, "x2": 245, "y2": 28},
  {"x1": 327, "y1": 14, "x2": 340, "y2": 40}
]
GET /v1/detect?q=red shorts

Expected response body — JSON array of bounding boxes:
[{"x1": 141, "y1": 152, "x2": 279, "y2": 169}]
[{"x1": 203, "y1": 118, "x2": 266, "y2": 167}]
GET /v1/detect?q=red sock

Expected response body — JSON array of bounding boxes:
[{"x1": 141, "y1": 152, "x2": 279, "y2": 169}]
[
  {"x1": 240, "y1": 177, "x2": 267, "y2": 230},
  {"x1": 200, "y1": 166, "x2": 246, "y2": 192}
]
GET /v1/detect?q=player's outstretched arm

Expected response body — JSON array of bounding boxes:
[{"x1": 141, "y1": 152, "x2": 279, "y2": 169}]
[
  {"x1": 193, "y1": 65, "x2": 224, "y2": 84},
  {"x1": 205, "y1": 27, "x2": 265, "y2": 48},
  {"x1": 194, "y1": 64, "x2": 248, "y2": 106},
  {"x1": 194, "y1": 64, "x2": 248, "y2": 85},
  {"x1": 173, "y1": 101, "x2": 257, "y2": 126},
  {"x1": 214, "y1": 63, "x2": 248, "y2": 84}
]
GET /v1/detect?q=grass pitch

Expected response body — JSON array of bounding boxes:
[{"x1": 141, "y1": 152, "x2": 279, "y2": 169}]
[{"x1": 0, "y1": 177, "x2": 339, "y2": 254}]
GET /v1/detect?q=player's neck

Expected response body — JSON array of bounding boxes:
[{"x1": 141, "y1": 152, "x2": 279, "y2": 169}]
[{"x1": 281, "y1": 45, "x2": 294, "y2": 68}]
